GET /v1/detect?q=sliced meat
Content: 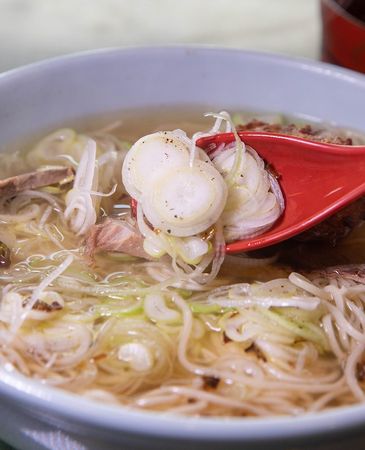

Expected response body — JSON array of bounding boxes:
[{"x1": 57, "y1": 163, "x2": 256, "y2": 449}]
[
  {"x1": 85, "y1": 217, "x2": 150, "y2": 259},
  {"x1": 237, "y1": 120, "x2": 353, "y2": 145},
  {"x1": 297, "y1": 198, "x2": 365, "y2": 245},
  {"x1": 0, "y1": 167, "x2": 74, "y2": 197},
  {"x1": 237, "y1": 120, "x2": 364, "y2": 244}
]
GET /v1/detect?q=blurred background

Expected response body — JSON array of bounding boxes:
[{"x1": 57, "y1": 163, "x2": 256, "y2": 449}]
[{"x1": 0, "y1": 0, "x2": 320, "y2": 72}]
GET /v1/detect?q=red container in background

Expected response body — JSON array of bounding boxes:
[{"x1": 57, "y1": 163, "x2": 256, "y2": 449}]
[{"x1": 321, "y1": 0, "x2": 365, "y2": 73}]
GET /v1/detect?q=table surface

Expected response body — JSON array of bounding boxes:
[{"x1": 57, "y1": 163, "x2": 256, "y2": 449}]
[
  {"x1": 0, "y1": 0, "x2": 320, "y2": 449},
  {"x1": 0, "y1": 0, "x2": 320, "y2": 73}
]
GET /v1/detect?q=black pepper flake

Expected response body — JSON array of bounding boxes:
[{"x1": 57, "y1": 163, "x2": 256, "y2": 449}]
[
  {"x1": 22, "y1": 299, "x2": 62, "y2": 312},
  {"x1": 223, "y1": 332, "x2": 232, "y2": 343},
  {"x1": 246, "y1": 343, "x2": 267, "y2": 362},
  {"x1": 202, "y1": 376, "x2": 220, "y2": 389},
  {"x1": 167, "y1": 229, "x2": 171, "y2": 234}
]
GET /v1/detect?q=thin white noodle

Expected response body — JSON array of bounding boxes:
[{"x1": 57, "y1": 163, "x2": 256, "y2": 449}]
[
  {"x1": 323, "y1": 301, "x2": 365, "y2": 343},
  {"x1": 325, "y1": 285, "x2": 347, "y2": 313},
  {"x1": 345, "y1": 342, "x2": 365, "y2": 401},
  {"x1": 167, "y1": 399, "x2": 208, "y2": 414},
  {"x1": 308, "y1": 385, "x2": 349, "y2": 412},
  {"x1": 173, "y1": 294, "x2": 344, "y2": 393},
  {"x1": 11, "y1": 255, "x2": 74, "y2": 335},
  {"x1": 21, "y1": 190, "x2": 61, "y2": 208},
  {"x1": 289, "y1": 273, "x2": 331, "y2": 299},
  {"x1": 143, "y1": 386, "x2": 268, "y2": 416},
  {"x1": 39, "y1": 206, "x2": 53, "y2": 229},
  {"x1": 322, "y1": 314, "x2": 346, "y2": 361}
]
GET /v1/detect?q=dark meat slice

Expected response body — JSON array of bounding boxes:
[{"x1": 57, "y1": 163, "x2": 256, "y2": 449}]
[
  {"x1": 237, "y1": 120, "x2": 353, "y2": 145},
  {"x1": 297, "y1": 198, "x2": 365, "y2": 245},
  {"x1": 0, "y1": 167, "x2": 74, "y2": 197},
  {"x1": 85, "y1": 217, "x2": 151, "y2": 259},
  {"x1": 237, "y1": 120, "x2": 363, "y2": 244}
]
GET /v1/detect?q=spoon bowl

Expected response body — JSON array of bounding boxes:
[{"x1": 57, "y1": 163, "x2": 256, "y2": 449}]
[{"x1": 197, "y1": 131, "x2": 365, "y2": 253}]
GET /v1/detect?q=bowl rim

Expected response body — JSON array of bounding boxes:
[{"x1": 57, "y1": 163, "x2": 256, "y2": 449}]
[
  {"x1": 1, "y1": 46, "x2": 365, "y2": 443},
  {"x1": 0, "y1": 44, "x2": 364, "y2": 88}
]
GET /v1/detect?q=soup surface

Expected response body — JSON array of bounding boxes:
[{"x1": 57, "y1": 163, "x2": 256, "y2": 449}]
[{"x1": 0, "y1": 109, "x2": 364, "y2": 417}]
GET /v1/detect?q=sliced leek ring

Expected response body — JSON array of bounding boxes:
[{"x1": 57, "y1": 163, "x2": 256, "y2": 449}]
[
  {"x1": 141, "y1": 160, "x2": 227, "y2": 237},
  {"x1": 122, "y1": 131, "x2": 190, "y2": 200}
]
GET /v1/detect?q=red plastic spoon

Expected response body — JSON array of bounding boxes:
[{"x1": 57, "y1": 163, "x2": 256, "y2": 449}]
[{"x1": 196, "y1": 131, "x2": 365, "y2": 254}]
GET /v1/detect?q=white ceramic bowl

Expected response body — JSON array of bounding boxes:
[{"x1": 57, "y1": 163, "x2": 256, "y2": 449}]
[{"x1": 0, "y1": 47, "x2": 365, "y2": 450}]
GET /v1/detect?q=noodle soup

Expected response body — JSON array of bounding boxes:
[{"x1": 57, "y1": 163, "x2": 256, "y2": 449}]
[{"x1": 0, "y1": 109, "x2": 364, "y2": 418}]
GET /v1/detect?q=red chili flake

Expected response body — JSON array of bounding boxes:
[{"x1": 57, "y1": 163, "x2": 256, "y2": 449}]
[{"x1": 130, "y1": 198, "x2": 138, "y2": 218}]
